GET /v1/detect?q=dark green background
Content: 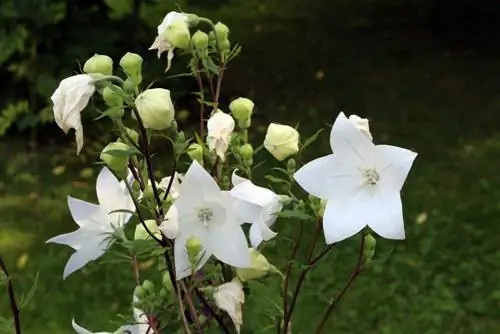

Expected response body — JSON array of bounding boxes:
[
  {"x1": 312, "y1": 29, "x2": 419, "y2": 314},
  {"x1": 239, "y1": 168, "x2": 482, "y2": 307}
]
[{"x1": 1, "y1": 0, "x2": 500, "y2": 333}]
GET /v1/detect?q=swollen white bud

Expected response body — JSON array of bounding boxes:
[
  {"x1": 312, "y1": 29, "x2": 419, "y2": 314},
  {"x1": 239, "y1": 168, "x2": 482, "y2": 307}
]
[
  {"x1": 263, "y1": 123, "x2": 300, "y2": 161},
  {"x1": 135, "y1": 88, "x2": 175, "y2": 130}
]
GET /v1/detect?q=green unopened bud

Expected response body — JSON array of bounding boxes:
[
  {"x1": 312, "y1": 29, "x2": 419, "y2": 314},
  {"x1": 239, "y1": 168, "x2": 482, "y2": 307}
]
[
  {"x1": 187, "y1": 143, "x2": 204, "y2": 163},
  {"x1": 214, "y1": 22, "x2": 229, "y2": 41},
  {"x1": 83, "y1": 54, "x2": 113, "y2": 76},
  {"x1": 363, "y1": 234, "x2": 376, "y2": 264},
  {"x1": 186, "y1": 237, "x2": 203, "y2": 265},
  {"x1": 124, "y1": 127, "x2": 139, "y2": 146},
  {"x1": 287, "y1": 158, "x2": 296, "y2": 175},
  {"x1": 120, "y1": 52, "x2": 143, "y2": 85},
  {"x1": 123, "y1": 78, "x2": 137, "y2": 94},
  {"x1": 102, "y1": 85, "x2": 123, "y2": 108},
  {"x1": 100, "y1": 142, "x2": 131, "y2": 177},
  {"x1": 162, "y1": 272, "x2": 174, "y2": 292},
  {"x1": 185, "y1": 13, "x2": 200, "y2": 27},
  {"x1": 236, "y1": 249, "x2": 279, "y2": 282},
  {"x1": 135, "y1": 88, "x2": 175, "y2": 130},
  {"x1": 192, "y1": 30, "x2": 209, "y2": 50},
  {"x1": 239, "y1": 144, "x2": 254, "y2": 160},
  {"x1": 230, "y1": 97, "x2": 254, "y2": 124},
  {"x1": 279, "y1": 195, "x2": 292, "y2": 205},
  {"x1": 142, "y1": 280, "x2": 155, "y2": 294},
  {"x1": 164, "y1": 19, "x2": 191, "y2": 49},
  {"x1": 134, "y1": 220, "x2": 160, "y2": 240},
  {"x1": 142, "y1": 182, "x2": 155, "y2": 202},
  {"x1": 134, "y1": 285, "x2": 147, "y2": 299}
]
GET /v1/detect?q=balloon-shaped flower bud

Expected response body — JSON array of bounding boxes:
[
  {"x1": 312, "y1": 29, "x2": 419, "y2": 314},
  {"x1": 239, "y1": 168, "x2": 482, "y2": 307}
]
[
  {"x1": 162, "y1": 272, "x2": 174, "y2": 293},
  {"x1": 83, "y1": 54, "x2": 113, "y2": 76},
  {"x1": 187, "y1": 143, "x2": 204, "y2": 163},
  {"x1": 100, "y1": 141, "x2": 131, "y2": 176},
  {"x1": 164, "y1": 18, "x2": 191, "y2": 50},
  {"x1": 348, "y1": 114, "x2": 373, "y2": 141},
  {"x1": 102, "y1": 86, "x2": 124, "y2": 121},
  {"x1": 263, "y1": 123, "x2": 300, "y2": 161},
  {"x1": 239, "y1": 143, "x2": 253, "y2": 160},
  {"x1": 120, "y1": 52, "x2": 143, "y2": 86},
  {"x1": 192, "y1": 30, "x2": 209, "y2": 50},
  {"x1": 134, "y1": 285, "x2": 147, "y2": 299},
  {"x1": 142, "y1": 280, "x2": 155, "y2": 294},
  {"x1": 214, "y1": 22, "x2": 230, "y2": 42},
  {"x1": 134, "y1": 220, "x2": 161, "y2": 240},
  {"x1": 135, "y1": 88, "x2": 175, "y2": 130},
  {"x1": 363, "y1": 234, "x2": 376, "y2": 264},
  {"x1": 230, "y1": 97, "x2": 254, "y2": 128},
  {"x1": 236, "y1": 249, "x2": 279, "y2": 282},
  {"x1": 186, "y1": 236, "x2": 203, "y2": 266},
  {"x1": 125, "y1": 127, "x2": 139, "y2": 146}
]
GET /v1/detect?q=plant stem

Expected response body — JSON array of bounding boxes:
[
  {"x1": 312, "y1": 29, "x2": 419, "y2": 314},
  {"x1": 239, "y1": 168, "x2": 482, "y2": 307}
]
[
  {"x1": 283, "y1": 219, "x2": 333, "y2": 334},
  {"x1": 211, "y1": 64, "x2": 225, "y2": 113},
  {"x1": 130, "y1": 107, "x2": 164, "y2": 218},
  {"x1": 194, "y1": 61, "x2": 206, "y2": 138},
  {"x1": 315, "y1": 236, "x2": 365, "y2": 334},
  {"x1": 177, "y1": 283, "x2": 192, "y2": 334},
  {"x1": 181, "y1": 281, "x2": 204, "y2": 333},
  {"x1": 0, "y1": 257, "x2": 22, "y2": 334},
  {"x1": 195, "y1": 289, "x2": 230, "y2": 334},
  {"x1": 282, "y1": 221, "x2": 304, "y2": 328}
]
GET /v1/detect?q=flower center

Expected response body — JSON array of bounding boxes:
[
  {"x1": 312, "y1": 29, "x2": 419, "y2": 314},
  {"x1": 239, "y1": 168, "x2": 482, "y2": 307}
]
[
  {"x1": 362, "y1": 168, "x2": 380, "y2": 186},
  {"x1": 197, "y1": 208, "x2": 214, "y2": 226}
]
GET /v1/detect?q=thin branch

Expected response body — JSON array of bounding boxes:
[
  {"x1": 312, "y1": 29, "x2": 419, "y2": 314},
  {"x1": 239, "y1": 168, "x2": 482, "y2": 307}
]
[
  {"x1": 161, "y1": 159, "x2": 177, "y2": 201},
  {"x1": 282, "y1": 221, "x2": 304, "y2": 328},
  {"x1": 177, "y1": 283, "x2": 192, "y2": 334},
  {"x1": 181, "y1": 281, "x2": 204, "y2": 333},
  {"x1": 195, "y1": 289, "x2": 230, "y2": 334},
  {"x1": 130, "y1": 107, "x2": 164, "y2": 218},
  {"x1": 0, "y1": 257, "x2": 21, "y2": 334},
  {"x1": 283, "y1": 219, "x2": 334, "y2": 334},
  {"x1": 315, "y1": 236, "x2": 365, "y2": 334},
  {"x1": 194, "y1": 60, "x2": 206, "y2": 138}
]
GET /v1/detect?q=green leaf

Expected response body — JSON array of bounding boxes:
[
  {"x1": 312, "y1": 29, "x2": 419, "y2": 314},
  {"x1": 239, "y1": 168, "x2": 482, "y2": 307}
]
[
  {"x1": 264, "y1": 175, "x2": 290, "y2": 185},
  {"x1": 301, "y1": 128, "x2": 324, "y2": 151},
  {"x1": 274, "y1": 210, "x2": 315, "y2": 221}
]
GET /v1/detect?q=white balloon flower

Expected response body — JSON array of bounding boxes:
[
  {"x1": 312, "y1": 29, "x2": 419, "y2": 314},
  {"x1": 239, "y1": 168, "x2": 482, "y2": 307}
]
[
  {"x1": 46, "y1": 167, "x2": 135, "y2": 278},
  {"x1": 294, "y1": 112, "x2": 417, "y2": 244}
]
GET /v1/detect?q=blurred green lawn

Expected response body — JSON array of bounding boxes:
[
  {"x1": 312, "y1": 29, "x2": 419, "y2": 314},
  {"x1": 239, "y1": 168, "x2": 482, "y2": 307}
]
[{"x1": 2, "y1": 3, "x2": 500, "y2": 333}]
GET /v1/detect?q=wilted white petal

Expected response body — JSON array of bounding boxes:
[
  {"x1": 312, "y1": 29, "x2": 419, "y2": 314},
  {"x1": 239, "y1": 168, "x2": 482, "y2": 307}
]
[
  {"x1": 207, "y1": 111, "x2": 235, "y2": 161},
  {"x1": 214, "y1": 279, "x2": 245, "y2": 333}
]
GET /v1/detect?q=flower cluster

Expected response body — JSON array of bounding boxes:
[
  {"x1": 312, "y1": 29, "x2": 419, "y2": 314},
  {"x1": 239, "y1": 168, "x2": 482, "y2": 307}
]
[{"x1": 46, "y1": 9, "x2": 417, "y2": 334}]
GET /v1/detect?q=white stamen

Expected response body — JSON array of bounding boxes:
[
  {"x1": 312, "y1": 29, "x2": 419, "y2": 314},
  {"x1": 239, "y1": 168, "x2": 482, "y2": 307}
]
[{"x1": 362, "y1": 168, "x2": 380, "y2": 186}]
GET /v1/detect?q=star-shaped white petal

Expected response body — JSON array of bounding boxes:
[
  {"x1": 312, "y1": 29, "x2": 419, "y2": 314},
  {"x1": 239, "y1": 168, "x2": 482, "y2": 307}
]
[
  {"x1": 173, "y1": 161, "x2": 251, "y2": 280},
  {"x1": 294, "y1": 112, "x2": 417, "y2": 244},
  {"x1": 47, "y1": 167, "x2": 135, "y2": 278}
]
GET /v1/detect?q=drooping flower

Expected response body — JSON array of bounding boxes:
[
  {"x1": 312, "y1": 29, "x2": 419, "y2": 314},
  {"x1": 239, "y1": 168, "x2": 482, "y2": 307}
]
[
  {"x1": 149, "y1": 11, "x2": 190, "y2": 71},
  {"x1": 230, "y1": 171, "x2": 282, "y2": 248},
  {"x1": 47, "y1": 167, "x2": 135, "y2": 278},
  {"x1": 206, "y1": 110, "x2": 235, "y2": 161},
  {"x1": 72, "y1": 296, "x2": 149, "y2": 334},
  {"x1": 51, "y1": 74, "x2": 95, "y2": 155},
  {"x1": 173, "y1": 160, "x2": 251, "y2": 280},
  {"x1": 263, "y1": 123, "x2": 300, "y2": 161},
  {"x1": 294, "y1": 112, "x2": 417, "y2": 244},
  {"x1": 213, "y1": 278, "x2": 245, "y2": 333}
]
